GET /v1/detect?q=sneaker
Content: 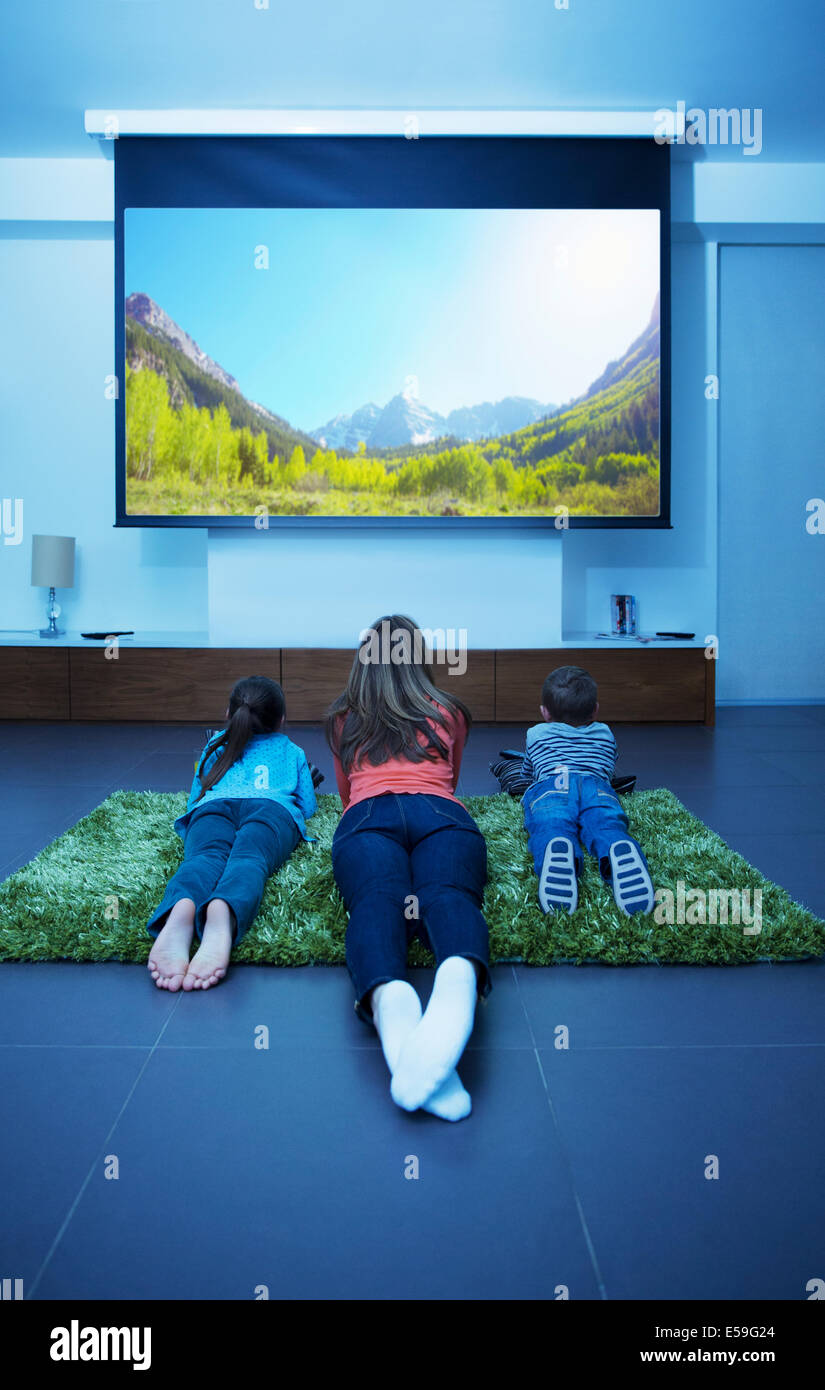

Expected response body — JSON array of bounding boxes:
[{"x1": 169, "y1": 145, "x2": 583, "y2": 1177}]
[
  {"x1": 538, "y1": 837, "x2": 578, "y2": 914},
  {"x1": 608, "y1": 840, "x2": 654, "y2": 915}
]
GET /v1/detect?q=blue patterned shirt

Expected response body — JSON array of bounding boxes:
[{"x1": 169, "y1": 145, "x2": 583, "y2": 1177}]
[
  {"x1": 522, "y1": 720, "x2": 617, "y2": 786},
  {"x1": 174, "y1": 730, "x2": 317, "y2": 840}
]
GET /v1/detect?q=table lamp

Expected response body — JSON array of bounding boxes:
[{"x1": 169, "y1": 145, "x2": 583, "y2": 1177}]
[{"x1": 31, "y1": 534, "x2": 75, "y2": 638}]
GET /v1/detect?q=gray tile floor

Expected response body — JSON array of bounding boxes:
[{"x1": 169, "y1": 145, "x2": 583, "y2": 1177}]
[{"x1": 1, "y1": 710, "x2": 823, "y2": 1299}]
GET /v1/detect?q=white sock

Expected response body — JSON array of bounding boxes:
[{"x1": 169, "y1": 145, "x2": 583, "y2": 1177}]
[
  {"x1": 423, "y1": 1070, "x2": 472, "y2": 1122},
  {"x1": 372, "y1": 979, "x2": 472, "y2": 1122},
  {"x1": 371, "y1": 980, "x2": 422, "y2": 1072},
  {"x1": 390, "y1": 956, "x2": 478, "y2": 1112}
]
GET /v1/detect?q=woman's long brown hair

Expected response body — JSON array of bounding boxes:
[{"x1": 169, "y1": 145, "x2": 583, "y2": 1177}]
[{"x1": 325, "y1": 614, "x2": 471, "y2": 774}]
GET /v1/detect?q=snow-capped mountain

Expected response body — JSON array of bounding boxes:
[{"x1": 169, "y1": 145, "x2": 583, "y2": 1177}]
[
  {"x1": 311, "y1": 391, "x2": 555, "y2": 450},
  {"x1": 125, "y1": 293, "x2": 240, "y2": 393},
  {"x1": 366, "y1": 392, "x2": 448, "y2": 448},
  {"x1": 125, "y1": 293, "x2": 319, "y2": 454},
  {"x1": 312, "y1": 403, "x2": 383, "y2": 451},
  {"x1": 446, "y1": 396, "x2": 553, "y2": 440}
]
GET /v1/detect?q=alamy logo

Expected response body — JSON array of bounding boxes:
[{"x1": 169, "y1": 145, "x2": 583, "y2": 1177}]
[
  {"x1": 654, "y1": 879, "x2": 762, "y2": 934},
  {"x1": 50, "y1": 1321, "x2": 151, "y2": 1370},
  {"x1": 654, "y1": 101, "x2": 762, "y2": 155},
  {"x1": 2, "y1": 498, "x2": 23, "y2": 546},
  {"x1": 805, "y1": 498, "x2": 825, "y2": 534},
  {"x1": 358, "y1": 620, "x2": 468, "y2": 677}
]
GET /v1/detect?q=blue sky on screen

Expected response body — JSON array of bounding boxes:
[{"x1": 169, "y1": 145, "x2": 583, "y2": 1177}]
[{"x1": 125, "y1": 206, "x2": 659, "y2": 431}]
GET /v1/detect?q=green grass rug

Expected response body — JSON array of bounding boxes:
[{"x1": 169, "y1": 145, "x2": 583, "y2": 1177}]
[{"x1": 0, "y1": 790, "x2": 822, "y2": 966}]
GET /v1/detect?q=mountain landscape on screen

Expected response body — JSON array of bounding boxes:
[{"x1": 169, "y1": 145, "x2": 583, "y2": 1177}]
[
  {"x1": 311, "y1": 392, "x2": 555, "y2": 451},
  {"x1": 124, "y1": 291, "x2": 660, "y2": 518}
]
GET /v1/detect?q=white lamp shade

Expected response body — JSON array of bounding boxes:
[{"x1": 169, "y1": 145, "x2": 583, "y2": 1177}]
[{"x1": 31, "y1": 534, "x2": 75, "y2": 589}]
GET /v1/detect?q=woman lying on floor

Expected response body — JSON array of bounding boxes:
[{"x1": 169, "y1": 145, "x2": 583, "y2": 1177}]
[{"x1": 326, "y1": 614, "x2": 491, "y2": 1122}]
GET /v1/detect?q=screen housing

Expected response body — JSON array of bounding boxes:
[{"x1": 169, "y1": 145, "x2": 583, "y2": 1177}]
[{"x1": 114, "y1": 134, "x2": 671, "y2": 529}]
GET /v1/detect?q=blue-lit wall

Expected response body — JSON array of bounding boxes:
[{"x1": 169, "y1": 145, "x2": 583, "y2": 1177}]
[
  {"x1": 1, "y1": 1, "x2": 824, "y2": 697},
  {"x1": 718, "y1": 246, "x2": 825, "y2": 702}
]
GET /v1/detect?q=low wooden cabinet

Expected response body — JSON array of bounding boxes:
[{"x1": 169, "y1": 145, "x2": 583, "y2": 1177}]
[
  {"x1": 0, "y1": 643, "x2": 714, "y2": 724},
  {"x1": 281, "y1": 648, "x2": 496, "y2": 721},
  {"x1": 0, "y1": 646, "x2": 70, "y2": 719},
  {"x1": 495, "y1": 648, "x2": 714, "y2": 725},
  {"x1": 68, "y1": 648, "x2": 282, "y2": 722}
]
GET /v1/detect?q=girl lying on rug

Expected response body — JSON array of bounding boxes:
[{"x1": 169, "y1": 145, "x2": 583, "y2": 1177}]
[
  {"x1": 326, "y1": 614, "x2": 491, "y2": 1123},
  {"x1": 147, "y1": 675, "x2": 316, "y2": 992}
]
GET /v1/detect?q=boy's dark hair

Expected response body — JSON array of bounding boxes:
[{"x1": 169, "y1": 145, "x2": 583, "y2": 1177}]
[
  {"x1": 541, "y1": 666, "x2": 598, "y2": 725},
  {"x1": 195, "y1": 675, "x2": 285, "y2": 800}
]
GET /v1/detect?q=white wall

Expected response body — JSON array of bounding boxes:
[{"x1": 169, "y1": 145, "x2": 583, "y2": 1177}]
[
  {"x1": 209, "y1": 529, "x2": 562, "y2": 647},
  {"x1": 0, "y1": 232, "x2": 208, "y2": 635},
  {"x1": 0, "y1": 158, "x2": 712, "y2": 647},
  {"x1": 4, "y1": 157, "x2": 824, "y2": 701},
  {"x1": 718, "y1": 245, "x2": 825, "y2": 701},
  {"x1": 562, "y1": 239, "x2": 718, "y2": 640}
]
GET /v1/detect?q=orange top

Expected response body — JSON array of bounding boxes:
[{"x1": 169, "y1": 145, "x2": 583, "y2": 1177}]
[{"x1": 332, "y1": 702, "x2": 468, "y2": 811}]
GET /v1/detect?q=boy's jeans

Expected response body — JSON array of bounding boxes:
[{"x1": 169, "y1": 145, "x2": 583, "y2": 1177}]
[{"x1": 522, "y1": 772, "x2": 650, "y2": 883}]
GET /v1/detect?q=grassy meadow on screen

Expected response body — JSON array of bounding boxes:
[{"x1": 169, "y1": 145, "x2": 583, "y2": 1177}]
[{"x1": 124, "y1": 207, "x2": 661, "y2": 519}]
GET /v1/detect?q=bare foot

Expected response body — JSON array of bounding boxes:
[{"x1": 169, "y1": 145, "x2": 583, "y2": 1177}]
[
  {"x1": 148, "y1": 900, "x2": 195, "y2": 991},
  {"x1": 183, "y1": 902, "x2": 234, "y2": 991}
]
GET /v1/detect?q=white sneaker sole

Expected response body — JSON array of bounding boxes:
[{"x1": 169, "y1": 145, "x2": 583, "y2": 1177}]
[
  {"x1": 609, "y1": 840, "x2": 654, "y2": 915},
  {"x1": 538, "y1": 837, "x2": 578, "y2": 914}
]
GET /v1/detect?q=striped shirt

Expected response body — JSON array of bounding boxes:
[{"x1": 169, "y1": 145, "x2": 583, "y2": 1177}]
[{"x1": 522, "y1": 720, "x2": 617, "y2": 786}]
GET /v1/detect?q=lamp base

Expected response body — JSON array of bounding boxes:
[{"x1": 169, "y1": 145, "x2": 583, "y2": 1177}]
[{"x1": 39, "y1": 627, "x2": 66, "y2": 639}]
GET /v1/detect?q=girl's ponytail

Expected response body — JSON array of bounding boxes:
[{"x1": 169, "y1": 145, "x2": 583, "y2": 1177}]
[{"x1": 193, "y1": 676, "x2": 285, "y2": 801}]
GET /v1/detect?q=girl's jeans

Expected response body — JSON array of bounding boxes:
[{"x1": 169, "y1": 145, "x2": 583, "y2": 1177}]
[{"x1": 147, "y1": 797, "x2": 300, "y2": 943}]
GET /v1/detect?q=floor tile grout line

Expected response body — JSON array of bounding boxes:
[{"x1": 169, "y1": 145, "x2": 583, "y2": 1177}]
[
  {"x1": 97, "y1": 745, "x2": 179, "y2": 799},
  {"x1": 551, "y1": 1041, "x2": 825, "y2": 1050},
  {"x1": 510, "y1": 965, "x2": 608, "y2": 1301},
  {"x1": 26, "y1": 994, "x2": 185, "y2": 1300},
  {"x1": 0, "y1": 1041, "x2": 383, "y2": 1051},
  {"x1": 0, "y1": 784, "x2": 147, "y2": 880},
  {"x1": 0, "y1": 746, "x2": 190, "y2": 879},
  {"x1": 0, "y1": 856, "x2": 27, "y2": 881},
  {"x1": 3, "y1": 1040, "x2": 825, "y2": 1051}
]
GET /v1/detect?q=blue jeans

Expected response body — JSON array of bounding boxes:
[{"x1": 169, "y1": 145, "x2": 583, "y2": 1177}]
[
  {"x1": 331, "y1": 792, "x2": 491, "y2": 1020},
  {"x1": 522, "y1": 772, "x2": 650, "y2": 883},
  {"x1": 147, "y1": 797, "x2": 300, "y2": 944}
]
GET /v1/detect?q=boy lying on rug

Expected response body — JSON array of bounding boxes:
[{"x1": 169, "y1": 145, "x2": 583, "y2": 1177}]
[
  {"x1": 147, "y1": 676, "x2": 316, "y2": 992},
  {"x1": 517, "y1": 665, "x2": 655, "y2": 917}
]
